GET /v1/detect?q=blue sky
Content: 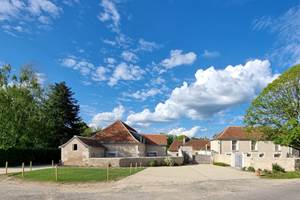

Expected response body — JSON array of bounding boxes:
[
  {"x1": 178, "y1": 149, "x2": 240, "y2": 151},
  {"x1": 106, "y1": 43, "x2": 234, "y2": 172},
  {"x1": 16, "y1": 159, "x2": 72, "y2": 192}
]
[{"x1": 1, "y1": 0, "x2": 300, "y2": 138}]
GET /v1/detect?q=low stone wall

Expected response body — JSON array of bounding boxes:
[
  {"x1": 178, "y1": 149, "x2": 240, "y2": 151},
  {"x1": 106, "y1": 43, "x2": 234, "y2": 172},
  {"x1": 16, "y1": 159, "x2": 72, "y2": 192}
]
[
  {"x1": 194, "y1": 155, "x2": 212, "y2": 164},
  {"x1": 243, "y1": 157, "x2": 299, "y2": 171},
  {"x1": 78, "y1": 156, "x2": 184, "y2": 167},
  {"x1": 212, "y1": 154, "x2": 231, "y2": 165}
]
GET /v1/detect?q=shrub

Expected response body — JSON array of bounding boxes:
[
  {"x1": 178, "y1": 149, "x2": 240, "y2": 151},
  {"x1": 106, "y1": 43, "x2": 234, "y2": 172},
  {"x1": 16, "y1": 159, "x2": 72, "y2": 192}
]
[
  {"x1": 272, "y1": 163, "x2": 285, "y2": 173},
  {"x1": 241, "y1": 167, "x2": 247, "y2": 171},
  {"x1": 163, "y1": 157, "x2": 174, "y2": 166},
  {"x1": 0, "y1": 148, "x2": 60, "y2": 167},
  {"x1": 148, "y1": 160, "x2": 158, "y2": 167},
  {"x1": 247, "y1": 166, "x2": 255, "y2": 172},
  {"x1": 213, "y1": 162, "x2": 230, "y2": 167},
  {"x1": 262, "y1": 169, "x2": 272, "y2": 175}
]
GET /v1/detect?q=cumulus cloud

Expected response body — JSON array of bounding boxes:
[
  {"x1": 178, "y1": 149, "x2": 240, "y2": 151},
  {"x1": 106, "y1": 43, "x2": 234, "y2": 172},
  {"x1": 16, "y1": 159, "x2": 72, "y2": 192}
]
[
  {"x1": 168, "y1": 126, "x2": 205, "y2": 137},
  {"x1": 124, "y1": 87, "x2": 165, "y2": 101},
  {"x1": 127, "y1": 59, "x2": 278, "y2": 125},
  {"x1": 108, "y1": 62, "x2": 144, "y2": 86},
  {"x1": 61, "y1": 56, "x2": 94, "y2": 76},
  {"x1": 98, "y1": 0, "x2": 120, "y2": 32},
  {"x1": 92, "y1": 66, "x2": 109, "y2": 81},
  {"x1": 253, "y1": 4, "x2": 300, "y2": 66},
  {"x1": 89, "y1": 105, "x2": 125, "y2": 128},
  {"x1": 137, "y1": 38, "x2": 160, "y2": 52},
  {"x1": 161, "y1": 49, "x2": 197, "y2": 69}
]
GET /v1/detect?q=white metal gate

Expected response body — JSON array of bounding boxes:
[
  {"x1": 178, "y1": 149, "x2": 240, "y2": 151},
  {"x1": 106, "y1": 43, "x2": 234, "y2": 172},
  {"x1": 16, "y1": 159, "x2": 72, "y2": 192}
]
[{"x1": 231, "y1": 153, "x2": 243, "y2": 168}]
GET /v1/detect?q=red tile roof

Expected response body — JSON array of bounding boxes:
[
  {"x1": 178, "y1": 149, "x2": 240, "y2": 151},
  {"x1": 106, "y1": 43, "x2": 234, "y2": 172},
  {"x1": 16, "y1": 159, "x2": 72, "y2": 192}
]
[
  {"x1": 143, "y1": 134, "x2": 167, "y2": 145},
  {"x1": 184, "y1": 139, "x2": 210, "y2": 151},
  {"x1": 168, "y1": 140, "x2": 183, "y2": 152},
  {"x1": 93, "y1": 120, "x2": 140, "y2": 144},
  {"x1": 77, "y1": 136, "x2": 106, "y2": 148},
  {"x1": 215, "y1": 126, "x2": 263, "y2": 140}
]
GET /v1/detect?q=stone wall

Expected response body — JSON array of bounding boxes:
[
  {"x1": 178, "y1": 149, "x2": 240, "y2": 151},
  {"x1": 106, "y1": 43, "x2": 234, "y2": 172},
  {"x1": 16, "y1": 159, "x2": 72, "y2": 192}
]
[
  {"x1": 243, "y1": 157, "x2": 298, "y2": 171},
  {"x1": 146, "y1": 145, "x2": 167, "y2": 156},
  {"x1": 87, "y1": 156, "x2": 184, "y2": 167},
  {"x1": 212, "y1": 154, "x2": 231, "y2": 165},
  {"x1": 194, "y1": 155, "x2": 212, "y2": 164},
  {"x1": 102, "y1": 143, "x2": 142, "y2": 157},
  {"x1": 61, "y1": 138, "x2": 90, "y2": 166}
]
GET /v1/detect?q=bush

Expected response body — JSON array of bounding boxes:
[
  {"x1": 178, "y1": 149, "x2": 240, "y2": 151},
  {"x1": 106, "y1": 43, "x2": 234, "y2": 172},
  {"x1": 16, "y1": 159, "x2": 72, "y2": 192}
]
[
  {"x1": 241, "y1": 167, "x2": 247, "y2": 171},
  {"x1": 213, "y1": 162, "x2": 230, "y2": 167},
  {"x1": 148, "y1": 160, "x2": 158, "y2": 167},
  {"x1": 163, "y1": 157, "x2": 174, "y2": 166},
  {"x1": 262, "y1": 169, "x2": 272, "y2": 175},
  {"x1": 272, "y1": 163, "x2": 285, "y2": 173},
  {"x1": 0, "y1": 148, "x2": 60, "y2": 167},
  {"x1": 247, "y1": 166, "x2": 255, "y2": 172}
]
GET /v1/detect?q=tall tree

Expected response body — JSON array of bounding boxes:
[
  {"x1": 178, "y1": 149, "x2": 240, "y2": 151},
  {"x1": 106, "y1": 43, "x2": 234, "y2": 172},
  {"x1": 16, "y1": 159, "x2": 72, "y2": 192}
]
[
  {"x1": 44, "y1": 82, "x2": 82, "y2": 147},
  {"x1": 0, "y1": 65, "x2": 45, "y2": 149},
  {"x1": 244, "y1": 64, "x2": 300, "y2": 150}
]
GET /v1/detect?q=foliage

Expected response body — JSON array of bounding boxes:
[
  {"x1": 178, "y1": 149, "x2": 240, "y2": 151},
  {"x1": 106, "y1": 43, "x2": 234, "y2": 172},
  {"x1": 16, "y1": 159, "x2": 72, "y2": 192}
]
[
  {"x1": 0, "y1": 148, "x2": 60, "y2": 167},
  {"x1": 0, "y1": 64, "x2": 87, "y2": 150},
  {"x1": 167, "y1": 135, "x2": 175, "y2": 147},
  {"x1": 247, "y1": 166, "x2": 256, "y2": 172},
  {"x1": 262, "y1": 171, "x2": 300, "y2": 179},
  {"x1": 213, "y1": 162, "x2": 230, "y2": 167},
  {"x1": 11, "y1": 167, "x2": 145, "y2": 182},
  {"x1": 241, "y1": 167, "x2": 247, "y2": 171},
  {"x1": 272, "y1": 163, "x2": 286, "y2": 173},
  {"x1": 148, "y1": 160, "x2": 158, "y2": 167},
  {"x1": 163, "y1": 157, "x2": 175, "y2": 166},
  {"x1": 244, "y1": 64, "x2": 300, "y2": 150}
]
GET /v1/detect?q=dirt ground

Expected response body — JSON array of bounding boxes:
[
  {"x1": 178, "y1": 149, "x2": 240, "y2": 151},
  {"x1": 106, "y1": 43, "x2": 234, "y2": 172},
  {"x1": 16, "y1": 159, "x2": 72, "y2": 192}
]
[{"x1": 0, "y1": 164, "x2": 299, "y2": 200}]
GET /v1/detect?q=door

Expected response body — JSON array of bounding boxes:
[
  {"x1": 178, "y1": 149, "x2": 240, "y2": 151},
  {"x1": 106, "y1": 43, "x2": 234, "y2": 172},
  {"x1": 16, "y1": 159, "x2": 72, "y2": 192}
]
[{"x1": 231, "y1": 153, "x2": 243, "y2": 168}]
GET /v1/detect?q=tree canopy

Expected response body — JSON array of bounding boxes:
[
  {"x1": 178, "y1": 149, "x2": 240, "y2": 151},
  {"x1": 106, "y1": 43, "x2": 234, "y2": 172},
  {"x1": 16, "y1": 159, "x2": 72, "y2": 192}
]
[{"x1": 244, "y1": 64, "x2": 300, "y2": 149}]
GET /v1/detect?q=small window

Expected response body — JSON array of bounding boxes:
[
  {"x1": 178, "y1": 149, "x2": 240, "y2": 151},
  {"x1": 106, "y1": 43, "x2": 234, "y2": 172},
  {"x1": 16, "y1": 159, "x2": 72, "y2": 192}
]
[
  {"x1": 232, "y1": 140, "x2": 238, "y2": 151},
  {"x1": 274, "y1": 153, "x2": 281, "y2": 158},
  {"x1": 225, "y1": 153, "x2": 232, "y2": 156},
  {"x1": 246, "y1": 153, "x2": 251, "y2": 157},
  {"x1": 106, "y1": 151, "x2": 118, "y2": 157},
  {"x1": 251, "y1": 141, "x2": 257, "y2": 151},
  {"x1": 73, "y1": 144, "x2": 78, "y2": 151},
  {"x1": 259, "y1": 153, "x2": 264, "y2": 158},
  {"x1": 147, "y1": 152, "x2": 158, "y2": 157},
  {"x1": 275, "y1": 144, "x2": 281, "y2": 152}
]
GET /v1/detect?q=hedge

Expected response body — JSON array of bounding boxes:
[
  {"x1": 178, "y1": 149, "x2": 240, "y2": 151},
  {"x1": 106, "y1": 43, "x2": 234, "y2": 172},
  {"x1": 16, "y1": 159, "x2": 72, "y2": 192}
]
[{"x1": 0, "y1": 148, "x2": 60, "y2": 167}]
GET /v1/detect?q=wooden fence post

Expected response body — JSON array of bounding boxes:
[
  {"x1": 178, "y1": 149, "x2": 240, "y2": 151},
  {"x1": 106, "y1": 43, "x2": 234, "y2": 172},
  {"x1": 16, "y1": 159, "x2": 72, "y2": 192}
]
[
  {"x1": 52, "y1": 160, "x2": 54, "y2": 167},
  {"x1": 140, "y1": 162, "x2": 142, "y2": 169},
  {"x1": 55, "y1": 165, "x2": 58, "y2": 181},
  {"x1": 135, "y1": 162, "x2": 137, "y2": 171},
  {"x1": 129, "y1": 163, "x2": 132, "y2": 175},
  {"x1": 106, "y1": 163, "x2": 109, "y2": 182},
  {"x1": 5, "y1": 161, "x2": 8, "y2": 175},
  {"x1": 30, "y1": 161, "x2": 32, "y2": 171},
  {"x1": 21, "y1": 162, "x2": 24, "y2": 177}
]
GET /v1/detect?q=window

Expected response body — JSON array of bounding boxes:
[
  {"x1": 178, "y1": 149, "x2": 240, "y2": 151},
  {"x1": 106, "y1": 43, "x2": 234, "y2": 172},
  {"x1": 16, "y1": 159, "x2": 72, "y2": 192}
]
[
  {"x1": 246, "y1": 153, "x2": 251, "y2": 157},
  {"x1": 106, "y1": 151, "x2": 118, "y2": 157},
  {"x1": 232, "y1": 140, "x2": 238, "y2": 151},
  {"x1": 275, "y1": 144, "x2": 281, "y2": 152},
  {"x1": 147, "y1": 152, "x2": 158, "y2": 157},
  {"x1": 259, "y1": 153, "x2": 264, "y2": 158},
  {"x1": 274, "y1": 153, "x2": 281, "y2": 158},
  {"x1": 73, "y1": 144, "x2": 78, "y2": 151},
  {"x1": 251, "y1": 141, "x2": 258, "y2": 151}
]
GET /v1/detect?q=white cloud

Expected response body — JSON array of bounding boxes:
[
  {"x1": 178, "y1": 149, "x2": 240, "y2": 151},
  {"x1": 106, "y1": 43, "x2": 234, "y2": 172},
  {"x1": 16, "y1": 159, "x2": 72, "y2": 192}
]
[
  {"x1": 28, "y1": 0, "x2": 60, "y2": 16},
  {"x1": 92, "y1": 66, "x2": 109, "y2": 81},
  {"x1": 61, "y1": 56, "x2": 94, "y2": 76},
  {"x1": 168, "y1": 126, "x2": 203, "y2": 137},
  {"x1": 125, "y1": 88, "x2": 164, "y2": 101},
  {"x1": 127, "y1": 59, "x2": 278, "y2": 125},
  {"x1": 108, "y1": 62, "x2": 144, "y2": 86},
  {"x1": 35, "y1": 73, "x2": 46, "y2": 85},
  {"x1": 106, "y1": 57, "x2": 116, "y2": 64},
  {"x1": 98, "y1": 0, "x2": 120, "y2": 32},
  {"x1": 121, "y1": 51, "x2": 138, "y2": 63},
  {"x1": 89, "y1": 105, "x2": 125, "y2": 128},
  {"x1": 253, "y1": 5, "x2": 300, "y2": 66},
  {"x1": 202, "y1": 50, "x2": 220, "y2": 58},
  {"x1": 161, "y1": 49, "x2": 197, "y2": 69},
  {"x1": 137, "y1": 38, "x2": 160, "y2": 52}
]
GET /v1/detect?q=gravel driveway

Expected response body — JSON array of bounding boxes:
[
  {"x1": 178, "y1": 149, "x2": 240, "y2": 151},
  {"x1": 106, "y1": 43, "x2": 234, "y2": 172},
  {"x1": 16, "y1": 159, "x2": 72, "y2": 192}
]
[{"x1": 0, "y1": 164, "x2": 299, "y2": 200}]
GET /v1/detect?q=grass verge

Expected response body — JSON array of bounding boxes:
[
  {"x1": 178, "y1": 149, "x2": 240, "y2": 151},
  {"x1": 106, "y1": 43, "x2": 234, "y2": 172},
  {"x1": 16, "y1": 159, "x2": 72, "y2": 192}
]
[
  {"x1": 261, "y1": 171, "x2": 300, "y2": 179},
  {"x1": 10, "y1": 167, "x2": 144, "y2": 183},
  {"x1": 213, "y1": 162, "x2": 230, "y2": 167}
]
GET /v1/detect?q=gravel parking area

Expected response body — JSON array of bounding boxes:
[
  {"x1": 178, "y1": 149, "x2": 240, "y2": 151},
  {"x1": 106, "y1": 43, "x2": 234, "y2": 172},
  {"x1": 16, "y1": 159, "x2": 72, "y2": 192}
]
[{"x1": 0, "y1": 164, "x2": 299, "y2": 200}]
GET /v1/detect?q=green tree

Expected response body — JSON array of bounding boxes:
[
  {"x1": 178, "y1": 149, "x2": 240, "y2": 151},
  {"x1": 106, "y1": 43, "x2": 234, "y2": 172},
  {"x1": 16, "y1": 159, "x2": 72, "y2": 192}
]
[
  {"x1": 0, "y1": 65, "x2": 45, "y2": 149},
  {"x1": 44, "y1": 82, "x2": 82, "y2": 147},
  {"x1": 244, "y1": 64, "x2": 300, "y2": 150}
]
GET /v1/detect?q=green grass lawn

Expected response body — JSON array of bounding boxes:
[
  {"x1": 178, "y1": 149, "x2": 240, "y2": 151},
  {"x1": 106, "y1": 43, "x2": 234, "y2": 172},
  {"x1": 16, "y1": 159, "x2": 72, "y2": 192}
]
[
  {"x1": 11, "y1": 167, "x2": 144, "y2": 183},
  {"x1": 262, "y1": 171, "x2": 300, "y2": 179}
]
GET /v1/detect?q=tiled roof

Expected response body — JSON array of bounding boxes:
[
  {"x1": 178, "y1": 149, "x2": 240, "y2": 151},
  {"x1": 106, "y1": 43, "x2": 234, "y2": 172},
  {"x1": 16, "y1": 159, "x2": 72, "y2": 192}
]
[
  {"x1": 215, "y1": 126, "x2": 263, "y2": 140},
  {"x1": 76, "y1": 136, "x2": 106, "y2": 148},
  {"x1": 143, "y1": 134, "x2": 167, "y2": 145},
  {"x1": 93, "y1": 120, "x2": 140, "y2": 144},
  {"x1": 168, "y1": 140, "x2": 183, "y2": 152},
  {"x1": 184, "y1": 139, "x2": 209, "y2": 151}
]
